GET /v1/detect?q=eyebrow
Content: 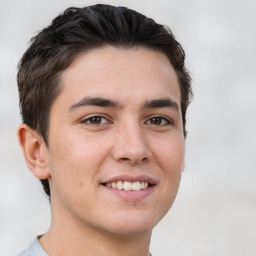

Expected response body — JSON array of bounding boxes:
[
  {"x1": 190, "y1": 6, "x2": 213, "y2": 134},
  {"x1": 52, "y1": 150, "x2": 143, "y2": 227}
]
[
  {"x1": 69, "y1": 96, "x2": 179, "y2": 112},
  {"x1": 69, "y1": 97, "x2": 121, "y2": 111},
  {"x1": 143, "y1": 98, "x2": 179, "y2": 111}
]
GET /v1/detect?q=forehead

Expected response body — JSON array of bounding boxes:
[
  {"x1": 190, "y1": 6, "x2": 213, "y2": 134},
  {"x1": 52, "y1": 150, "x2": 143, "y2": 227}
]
[{"x1": 57, "y1": 46, "x2": 180, "y2": 107}]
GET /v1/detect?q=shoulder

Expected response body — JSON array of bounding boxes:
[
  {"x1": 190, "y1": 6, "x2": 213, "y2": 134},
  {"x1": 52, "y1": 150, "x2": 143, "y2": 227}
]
[{"x1": 18, "y1": 238, "x2": 49, "y2": 256}]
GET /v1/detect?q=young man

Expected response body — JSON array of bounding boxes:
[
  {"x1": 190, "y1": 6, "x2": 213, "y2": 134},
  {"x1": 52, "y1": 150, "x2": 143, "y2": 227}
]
[{"x1": 17, "y1": 4, "x2": 192, "y2": 256}]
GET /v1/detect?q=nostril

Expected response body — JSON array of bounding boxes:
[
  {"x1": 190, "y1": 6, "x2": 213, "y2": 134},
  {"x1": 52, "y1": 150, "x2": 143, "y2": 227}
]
[
  {"x1": 120, "y1": 158, "x2": 129, "y2": 161},
  {"x1": 118, "y1": 156, "x2": 148, "y2": 165}
]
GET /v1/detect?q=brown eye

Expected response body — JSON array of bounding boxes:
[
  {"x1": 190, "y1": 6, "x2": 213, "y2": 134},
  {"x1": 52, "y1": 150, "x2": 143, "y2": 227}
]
[
  {"x1": 90, "y1": 117, "x2": 102, "y2": 124},
  {"x1": 81, "y1": 116, "x2": 109, "y2": 125},
  {"x1": 150, "y1": 117, "x2": 162, "y2": 125},
  {"x1": 146, "y1": 116, "x2": 171, "y2": 126}
]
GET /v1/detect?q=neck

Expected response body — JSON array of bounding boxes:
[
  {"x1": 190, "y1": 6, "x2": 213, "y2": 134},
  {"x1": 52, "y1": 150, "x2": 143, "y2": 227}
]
[{"x1": 40, "y1": 206, "x2": 152, "y2": 256}]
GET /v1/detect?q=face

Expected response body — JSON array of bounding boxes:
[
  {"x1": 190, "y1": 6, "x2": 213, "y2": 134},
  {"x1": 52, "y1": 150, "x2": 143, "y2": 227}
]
[{"x1": 45, "y1": 47, "x2": 185, "y2": 236}]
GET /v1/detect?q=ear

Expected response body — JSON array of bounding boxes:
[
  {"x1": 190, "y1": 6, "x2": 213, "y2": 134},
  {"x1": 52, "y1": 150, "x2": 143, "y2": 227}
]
[
  {"x1": 181, "y1": 158, "x2": 185, "y2": 173},
  {"x1": 181, "y1": 149, "x2": 185, "y2": 173},
  {"x1": 17, "y1": 124, "x2": 50, "y2": 179},
  {"x1": 181, "y1": 164, "x2": 185, "y2": 173}
]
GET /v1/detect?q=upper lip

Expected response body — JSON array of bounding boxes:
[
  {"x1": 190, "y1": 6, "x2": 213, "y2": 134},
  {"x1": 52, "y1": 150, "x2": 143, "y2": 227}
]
[{"x1": 101, "y1": 175, "x2": 157, "y2": 185}]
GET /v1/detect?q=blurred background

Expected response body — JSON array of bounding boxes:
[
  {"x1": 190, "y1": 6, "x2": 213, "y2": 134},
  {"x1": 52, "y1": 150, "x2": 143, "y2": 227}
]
[{"x1": 1, "y1": 0, "x2": 256, "y2": 255}]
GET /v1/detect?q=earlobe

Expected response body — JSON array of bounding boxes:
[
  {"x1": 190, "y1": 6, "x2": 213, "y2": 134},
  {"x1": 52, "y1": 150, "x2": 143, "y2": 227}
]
[{"x1": 17, "y1": 124, "x2": 50, "y2": 179}]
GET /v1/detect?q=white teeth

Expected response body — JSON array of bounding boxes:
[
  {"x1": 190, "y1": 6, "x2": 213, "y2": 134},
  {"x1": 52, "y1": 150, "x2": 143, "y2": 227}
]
[
  {"x1": 123, "y1": 181, "x2": 132, "y2": 191},
  {"x1": 105, "y1": 181, "x2": 150, "y2": 190},
  {"x1": 117, "y1": 181, "x2": 124, "y2": 189},
  {"x1": 132, "y1": 181, "x2": 141, "y2": 191}
]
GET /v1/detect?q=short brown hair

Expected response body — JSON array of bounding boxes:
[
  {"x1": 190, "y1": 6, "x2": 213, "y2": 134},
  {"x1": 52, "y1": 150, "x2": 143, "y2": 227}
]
[{"x1": 17, "y1": 4, "x2": 192, "y2": 197}]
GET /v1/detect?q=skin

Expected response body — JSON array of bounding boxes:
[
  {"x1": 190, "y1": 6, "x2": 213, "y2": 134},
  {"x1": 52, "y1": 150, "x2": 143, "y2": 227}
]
[{"x1": 18, "y1": 47, "x2": 185, "y2": 256}]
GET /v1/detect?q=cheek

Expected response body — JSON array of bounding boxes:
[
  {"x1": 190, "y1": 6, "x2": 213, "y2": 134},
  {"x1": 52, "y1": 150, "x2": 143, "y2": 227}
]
[
  {"x1": 155, "y1": 134, "x2": 185, "y2": 174},
  {"x1": 48, "y1": 131, "x2": 110, "y2": 186},
  {"x1": 47, "y1": 139, "x2": 96, "y2": 208},
  {"x1": 153, "y1": 134, "x2": 184, "y2": 208}
]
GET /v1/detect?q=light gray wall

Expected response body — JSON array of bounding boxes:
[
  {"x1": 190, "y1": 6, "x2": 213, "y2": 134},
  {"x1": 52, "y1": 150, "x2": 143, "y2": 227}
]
[{"x1": 1, "y1": 0, "x2": 256, "y2": 255}]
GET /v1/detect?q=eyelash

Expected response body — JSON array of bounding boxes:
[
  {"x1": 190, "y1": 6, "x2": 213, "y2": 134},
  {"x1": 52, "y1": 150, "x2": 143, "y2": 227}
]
[
  {"x1": 145, "y1": 116, "x2": 172, "y2": 126},
  {"x1": 81, "y1": 115, "x2": 111, "y2": 126},
  {"x1": 81, "y1": 115, "x2": 172, "y2": 126}
]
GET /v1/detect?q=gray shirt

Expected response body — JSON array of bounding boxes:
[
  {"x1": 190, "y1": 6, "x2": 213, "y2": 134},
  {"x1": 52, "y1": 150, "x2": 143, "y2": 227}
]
[
  {"x1": 18, "y1": 238, "x2": 49, "y2": 256},
  {"x1": 18, "y1": 238, "x2": 152, "y2": 256}
]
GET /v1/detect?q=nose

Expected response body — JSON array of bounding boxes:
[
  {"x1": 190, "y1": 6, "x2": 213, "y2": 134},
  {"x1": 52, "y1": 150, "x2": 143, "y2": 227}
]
[{"x1": 111, "y1": 123, "x2": 152, "y2": 165}]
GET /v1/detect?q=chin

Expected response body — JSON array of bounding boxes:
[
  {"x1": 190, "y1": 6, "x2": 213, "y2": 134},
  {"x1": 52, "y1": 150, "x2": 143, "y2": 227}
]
[
  {"x1": 106, "y1": 223, "x2": 153, "y2": 237},
  {"x1": 101, "y1": 209, "x2": 163, "y2": 236}
]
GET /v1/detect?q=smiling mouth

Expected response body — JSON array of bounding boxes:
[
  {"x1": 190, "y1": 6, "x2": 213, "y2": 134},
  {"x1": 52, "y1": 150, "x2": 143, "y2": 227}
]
[{"x1": 102, "y1": 181, "x2": 152, "y2": 191}]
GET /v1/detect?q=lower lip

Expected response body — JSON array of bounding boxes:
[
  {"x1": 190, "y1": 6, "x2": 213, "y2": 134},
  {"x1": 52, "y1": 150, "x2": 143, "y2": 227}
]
[{"x1": 102, "y1": 185, "x2": 155, "y2": 201}]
